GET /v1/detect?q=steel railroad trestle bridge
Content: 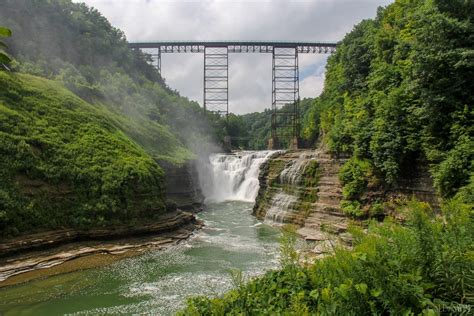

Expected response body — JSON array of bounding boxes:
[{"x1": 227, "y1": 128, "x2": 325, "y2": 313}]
[{"x1": 129, "y1": 41, "x2": 337, "y2": 149}]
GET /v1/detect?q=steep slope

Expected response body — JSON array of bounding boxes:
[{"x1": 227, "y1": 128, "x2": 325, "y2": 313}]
[
  {"x1": 0, "y1": 72, "x2": 170, "y2": 237},
  {"x1": 302, "y1": 0, "x2": 473, "y2": 207},
  {"x1": 0, "y1": 0, "x2": 219, "y2": 164},
  {"x1": 0, "y1": 0, "x2": 220, "y2": 239}
]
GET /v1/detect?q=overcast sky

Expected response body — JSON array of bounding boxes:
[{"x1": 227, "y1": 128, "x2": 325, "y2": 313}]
[{"x1": 75, "y1": 0, "x2": 393, "y2": 114}]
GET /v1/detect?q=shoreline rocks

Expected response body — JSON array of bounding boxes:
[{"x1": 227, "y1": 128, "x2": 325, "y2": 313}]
[{"x1": 0, "y1": 210, "x2": 203, "y2": 285}]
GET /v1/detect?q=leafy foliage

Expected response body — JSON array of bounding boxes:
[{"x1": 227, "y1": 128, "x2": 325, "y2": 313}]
[
  {"x1": 339, "y1": 158, "x2": 375, "y2": 200},
  {"x1": 338, "y1": 158, "x2": 382, "y2": 218},
  {"x1": 0, "y1": 72, "x2": 167, "y2": 237},
  {"x1": 180, "y1": 199, "x2": 473, "y2": 315},
  {"x1": 303, "y1": 0, "x2": 473, "y2": 198},
  {"x1": 0, "y1": 0, "x2": 220, "y2": 163},
  {"x1": 226, "y1": 98, "x2": 316, "y2": 150}
]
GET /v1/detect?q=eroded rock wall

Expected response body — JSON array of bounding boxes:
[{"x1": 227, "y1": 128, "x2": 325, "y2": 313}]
[
  {"x1": 161, "y1": 160, "x2": 204, "y2": 212},
  {"x1": 253, "y1": 149, "x2": 440, "y2": 258}
]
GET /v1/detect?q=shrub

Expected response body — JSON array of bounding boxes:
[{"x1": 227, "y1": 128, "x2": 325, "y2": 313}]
[
  {"x1": 180, "y1": 199, "x2": 473, "y2": 315},
  {"x1": 433, "y1": 135, "x2": 474, "y2": 198},
  {"x1": 340, "y1": 200, "x2": 364, "y2": 218},
  {"x1": 339, "y1": 158, "x2": 375, "y2": 200}
]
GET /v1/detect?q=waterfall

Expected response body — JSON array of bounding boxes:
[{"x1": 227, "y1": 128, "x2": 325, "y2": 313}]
[
  {"x1": 264, "y1": 152, "x2": 317, "y2": 225},
  {"x1": 264, "y1": 192, "x2": 298, "y2": 224},
  {"x1": 279, "y1": 152, "x2": 317, "y2": 185},
  {"x1": 203, "y1": 151, "x2": 276, "y2": 203}
]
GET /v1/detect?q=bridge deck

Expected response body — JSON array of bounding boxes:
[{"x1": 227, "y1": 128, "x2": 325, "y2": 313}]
[{"x1": 129, "y1": 41, "x2": 337, "y2": 53}]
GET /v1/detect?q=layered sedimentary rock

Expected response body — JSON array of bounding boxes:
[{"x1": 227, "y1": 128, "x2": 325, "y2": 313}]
[
  {"x1": 254, "y1": 151, "x2": 318, "y2": 226},
  {"x1": 161, "y1": 160, "x2": 204, "y2": 211},
  {"x1": 0, "y1": 159, "x2": 206, "y2": 282},
  {"x1": 0, "y1": 211, "x2": 202, "y2": 283},
  {"x1": 296, "y1": 152, "x2": 350, "y2": 244},
  {"x1": 0, "y1": 211, "x2": 200, "y2": 258},
  {"x1": 253, "y1": 150, "x2": 349, "y2": 243},
  {"x1": 254, "y1": 149, "x2": 441, "y2": 258},
  {"x1": 390, "y1": 167, "x2": 440, "y2": 211}
]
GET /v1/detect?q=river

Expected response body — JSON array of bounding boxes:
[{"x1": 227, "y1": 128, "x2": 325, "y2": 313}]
[{"x1": 0, "y1": 151, "x2": 281, "y2": 315}]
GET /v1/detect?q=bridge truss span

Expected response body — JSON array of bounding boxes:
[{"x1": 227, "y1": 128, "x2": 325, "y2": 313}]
[{"x1": 129, "y1": 41, "x2": 337, "y2": 148}]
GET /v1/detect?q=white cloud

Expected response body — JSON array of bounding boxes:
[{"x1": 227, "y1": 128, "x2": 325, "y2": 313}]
[{"x1": 75, "y1": 0, "x2": 393, "y2": 113}]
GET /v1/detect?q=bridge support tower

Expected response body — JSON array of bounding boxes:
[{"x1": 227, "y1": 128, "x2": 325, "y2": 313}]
[
  {"x1": 270, "y1": 47, "x2": 299, "y2": 149},
  {"x1": 204, "y1": 46, "x2": 229, "y2": 116}
]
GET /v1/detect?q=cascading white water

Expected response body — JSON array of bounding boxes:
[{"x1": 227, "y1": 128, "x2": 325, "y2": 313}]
[
  {"x1": 264, "y1": 192, "x2": 297, "y2": 225},
  {"x1": 279, "y1": 152, "x2": 317, "y2": 185},
  {"x1": 264, "y1": 152, "x2": 317, "y2": 225},
  {"x1": 203, "y1": 151, "x2": 276, "y2": 202}
]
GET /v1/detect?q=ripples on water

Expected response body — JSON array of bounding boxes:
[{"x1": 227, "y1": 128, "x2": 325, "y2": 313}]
[
  {"x1": 0, "y1": 201, "x2": 281, "y2": 315},
  {"x1": 1, "y1": 151, "x2": 283, "y2": 315}
]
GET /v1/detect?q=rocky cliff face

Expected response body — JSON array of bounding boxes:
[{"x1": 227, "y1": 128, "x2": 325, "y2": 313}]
[
  {"x1": 161, "y1": 160, "x2": 204, "y2": 212},
  {"x1": 0, "y1": 159, "x2": 205, "y2": 282},
  {"x1": 253, "y1": 150, "x2": 350, "y2": 249},
  {"x1": 295, "y1": 152, "x2": 350, "y2": 243},
  {"x1": 390, "y1": 167, "x2": 440, "y2": 211},
  {"x1": 253, "y1": 150, "x2": 440, "y2": 257},
  {"x1": 253, "y1": 151, "x2": 319, "y2": 226}
]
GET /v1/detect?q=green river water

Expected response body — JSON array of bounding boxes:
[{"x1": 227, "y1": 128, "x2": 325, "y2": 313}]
[{"x1": 0, "y1": 201, "x2": 281, "y2": 315}]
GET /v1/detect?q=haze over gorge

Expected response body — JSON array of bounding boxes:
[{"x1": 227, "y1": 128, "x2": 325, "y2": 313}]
[{"x1": 0, "y1": 0, "x2": 472, "y2": 315}]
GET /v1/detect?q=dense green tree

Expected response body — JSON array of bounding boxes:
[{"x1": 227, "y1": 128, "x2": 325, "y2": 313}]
[
  {"x1": 234, "y1": 98, "x2": 316, "y2": 150},
  {"x1": 303, "y1": 0, "x2": 473, "y2": 198}
]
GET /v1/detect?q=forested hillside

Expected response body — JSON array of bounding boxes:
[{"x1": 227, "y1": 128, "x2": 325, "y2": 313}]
[
  {"x1": 0, "y1": 0, "x2": 220, "y2": 162},
  {"x1": 303, "y1": 0, "x2": 473, "y2": 203},
  {"x1": 0, "y1": 0, "x2": 219, "y2": 237}
]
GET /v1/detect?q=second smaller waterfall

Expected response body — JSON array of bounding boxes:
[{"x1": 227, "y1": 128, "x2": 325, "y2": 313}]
[
  {"x1": 279, "y1": 152, "x2": 317, "y2": 185},
  {"x1": 264, "y1": 192, "x2": 298, "y2": 224},
  {"x1": 264, "y1": 152, "x2": 318, "y2": 226}
]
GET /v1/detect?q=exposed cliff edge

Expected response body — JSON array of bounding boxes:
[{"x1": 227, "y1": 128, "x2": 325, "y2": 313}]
[
  {"x1": 161, "y1": 159, "x2": 204, "y2": 212},
  {"x1": 253, "y1": 150, "x2": 349, "y2": 256},
  {"x1": 253, "y1": 149, "x2": 440, "y2": 257},
  {"x1": 0, "y1": 211, "x2": 203, "y2": 284}
]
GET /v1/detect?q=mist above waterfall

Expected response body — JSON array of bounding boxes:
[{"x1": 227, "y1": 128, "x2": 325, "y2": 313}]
[{"x1": 199, "y1": 151, "x2": 277, "y2": 203}]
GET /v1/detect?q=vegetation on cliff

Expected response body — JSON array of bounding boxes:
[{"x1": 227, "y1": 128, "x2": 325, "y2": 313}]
[
  {"x1": 303, "y1": 0, "x2": 473, "y2": 203},
  {"x1": 0, "y1": 0, "x2": 220, "y2": 163},
  {"x1": 0, "y1": 26, "x2": 12, "y2": 68},
  {"x1": 0, "y1": 72, "x2": 168, "y2": 237}
]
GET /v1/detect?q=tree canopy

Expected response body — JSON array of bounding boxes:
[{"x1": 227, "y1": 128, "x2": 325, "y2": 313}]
[{"x1": 302, "y1": 0, "x2": 473, "y2": 199}]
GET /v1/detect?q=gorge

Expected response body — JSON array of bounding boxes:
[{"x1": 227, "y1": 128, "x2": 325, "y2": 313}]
[
  {"x1": 0, "y1": 0, "x2": 472, "y2": 314},
  {"x1": 0, "y1": 150, "x2": 297, "y2": 314},
  {"x1": 0, "y1": 148, "x2": 375, "y2": 314}
]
